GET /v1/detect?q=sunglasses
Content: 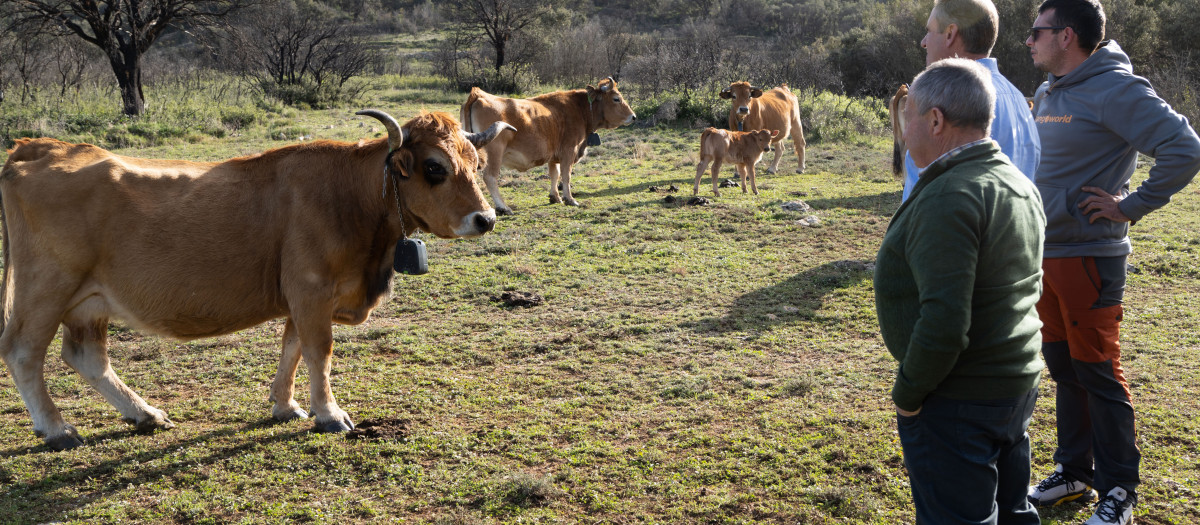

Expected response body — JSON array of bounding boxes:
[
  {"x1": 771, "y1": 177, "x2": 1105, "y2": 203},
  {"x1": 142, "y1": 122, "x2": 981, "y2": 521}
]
[{"x1": 1029, "y1": 26, "x2": 1067, "y2": 41}]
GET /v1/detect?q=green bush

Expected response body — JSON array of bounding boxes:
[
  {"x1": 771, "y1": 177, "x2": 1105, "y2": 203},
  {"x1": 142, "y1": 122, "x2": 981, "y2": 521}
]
[{"x1": 220, "y1": 108, "x2": 258, "y2": 131}]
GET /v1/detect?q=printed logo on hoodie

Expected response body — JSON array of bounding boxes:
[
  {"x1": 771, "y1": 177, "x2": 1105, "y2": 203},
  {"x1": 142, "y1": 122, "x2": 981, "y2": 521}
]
[{"x1": 1036, "y1": 114, "x2": 1073, "y2": 124}]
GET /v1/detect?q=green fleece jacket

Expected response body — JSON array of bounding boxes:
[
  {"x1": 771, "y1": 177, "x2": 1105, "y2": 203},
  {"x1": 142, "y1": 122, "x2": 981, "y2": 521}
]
[{"x1": 875, "y1": 141, "x2": 1046, "y2": 411}]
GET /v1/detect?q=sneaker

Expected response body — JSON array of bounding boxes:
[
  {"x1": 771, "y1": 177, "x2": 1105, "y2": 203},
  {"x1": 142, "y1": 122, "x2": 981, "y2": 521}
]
[
  {"x1": 1027, "y1": 463, "x2": 1097, "y2": 507},
  {"x1": 1083, "y1": 486, "x2": 1136, "y2": 524}
]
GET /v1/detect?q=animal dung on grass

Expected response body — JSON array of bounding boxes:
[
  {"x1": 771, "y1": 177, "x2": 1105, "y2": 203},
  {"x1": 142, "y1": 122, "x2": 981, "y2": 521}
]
[{"x1": 500, "y1": 291, "x2": 544, "y2": 308}]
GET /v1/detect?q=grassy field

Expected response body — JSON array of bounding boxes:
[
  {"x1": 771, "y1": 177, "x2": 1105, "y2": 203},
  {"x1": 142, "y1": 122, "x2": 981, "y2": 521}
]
[{"x1": 1, "y1": 84, "x2": 1199, "y2": 525}]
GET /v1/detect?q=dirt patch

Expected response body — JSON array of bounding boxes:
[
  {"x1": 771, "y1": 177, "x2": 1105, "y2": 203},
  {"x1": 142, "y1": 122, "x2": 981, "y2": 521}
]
[{"x1": 346, "y1": 418, "x2": 410, "y2": 441}]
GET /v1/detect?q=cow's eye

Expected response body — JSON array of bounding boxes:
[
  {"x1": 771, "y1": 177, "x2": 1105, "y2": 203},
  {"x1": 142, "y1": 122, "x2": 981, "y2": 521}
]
[{"x1": 424, "y1": 159, "x2": 447, "y2": 184}]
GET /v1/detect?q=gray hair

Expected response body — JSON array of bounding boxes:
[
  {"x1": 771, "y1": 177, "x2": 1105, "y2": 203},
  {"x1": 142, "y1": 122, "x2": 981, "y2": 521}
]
[
  {"x1": 932, "y1": 0, "x2": 999, "y2": 56},
  {"x1": 910, "y1": 58, "x2": 995, "y2": 135}
]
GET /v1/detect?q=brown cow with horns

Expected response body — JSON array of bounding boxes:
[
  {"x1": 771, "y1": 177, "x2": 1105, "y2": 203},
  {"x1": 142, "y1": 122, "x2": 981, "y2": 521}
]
[
  {"x1": 0, "y1": 110, "x2": 512, "y2": 450},
  {"x1": 720, "y1": 81, "x2": 807, "y2": 175},
  {"x1": 461, "y1": 77, "x2": 637, "y2": 214}
]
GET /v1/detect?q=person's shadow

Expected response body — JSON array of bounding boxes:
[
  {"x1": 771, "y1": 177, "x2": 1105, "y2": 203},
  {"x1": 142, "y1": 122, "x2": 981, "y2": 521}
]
[{"x1": 690, "y1": 259, "x2": 875, "y2": 334}]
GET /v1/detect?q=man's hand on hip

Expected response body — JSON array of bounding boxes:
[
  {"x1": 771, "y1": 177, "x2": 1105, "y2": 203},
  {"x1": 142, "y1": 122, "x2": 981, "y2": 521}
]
[{"x1": 1079, "y1": 186, "x2": 1132, "y2": 223}]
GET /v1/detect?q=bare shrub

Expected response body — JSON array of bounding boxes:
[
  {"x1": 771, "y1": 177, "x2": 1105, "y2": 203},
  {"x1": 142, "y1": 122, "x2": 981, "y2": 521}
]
[
  {"x1": 1147, "y1": 52, "x2": 1199, "y2": 132},
  {"x1": 217, "y1": 0, "x2": 377, "y2": 106}
]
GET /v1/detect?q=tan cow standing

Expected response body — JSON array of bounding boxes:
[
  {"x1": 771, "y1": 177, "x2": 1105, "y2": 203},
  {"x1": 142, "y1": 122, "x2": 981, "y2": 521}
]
[
  {"x1": 694, "y1": 127, "x2": 779, "y2": 197},
  {"x1": 461, "y1": 77, "x2": 637, "y2": 214},
  {"x1": 0, "y1": 110, "x2": 512, "y2": 450},
  {"x1": 889, "y1": 84, "x2": 910, "y2": 177},
  {"x1": 720, "y1": 81, "x2": 806, "y2": 174}
]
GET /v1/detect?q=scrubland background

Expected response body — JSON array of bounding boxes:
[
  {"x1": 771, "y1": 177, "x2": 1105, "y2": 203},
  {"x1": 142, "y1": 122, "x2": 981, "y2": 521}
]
[{"x1": 1, "y1": 1, "x2": 1199, "y2": 524}]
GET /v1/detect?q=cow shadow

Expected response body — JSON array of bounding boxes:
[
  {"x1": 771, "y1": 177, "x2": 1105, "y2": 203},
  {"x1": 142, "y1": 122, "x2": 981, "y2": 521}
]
[
  {"x1": 689, "y1": 259, "x2": 875, "y2": 334},
  {"x1": 577, "y1": 177, "x2": 693, "y2": 200},
  {"x1": 0, "y1": 419, "x2": 309, "y2": 522}
]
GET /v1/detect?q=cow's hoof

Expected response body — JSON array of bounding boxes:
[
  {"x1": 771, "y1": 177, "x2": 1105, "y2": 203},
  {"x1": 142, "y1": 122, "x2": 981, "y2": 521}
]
[
  {"x1": 313, "y1": 416, "x2": 355, "y2": 433},
  {"x1": 767, "y1": 168, "x2": 778, "y2": 175},
  {"x1": 563, "y1": 198, "x2": 580, "y2": 207},
  {"x1": 43, "y1": 425, "x2": 84, "y2": 451},
  {"x1": 135, "y1": 416, "x2": 175, "y2": 434},
  {"x1": 548, "y1": 195, "x2": 562, "y2": 204},
  {"x1": 273, "y1": 407, "x2": 310, "y2": 422},
  {"x1": 496, "y1": 207, "x2": 515, "y2": 216}
]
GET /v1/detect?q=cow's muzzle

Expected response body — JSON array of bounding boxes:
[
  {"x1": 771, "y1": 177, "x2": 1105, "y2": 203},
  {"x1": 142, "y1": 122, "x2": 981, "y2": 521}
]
[
  {"x1": 457, "y1": 209, "x2": 497, "y2": 237},
  {"x1": 737, "y1": 107, "x2": 750, "y2": 115}
]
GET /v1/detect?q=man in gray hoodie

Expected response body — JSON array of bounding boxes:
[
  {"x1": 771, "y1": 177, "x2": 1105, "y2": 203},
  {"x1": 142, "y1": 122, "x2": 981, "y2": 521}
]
[{"x1": 1024, "y1": 1, "x2": 1200, "y2": 524}]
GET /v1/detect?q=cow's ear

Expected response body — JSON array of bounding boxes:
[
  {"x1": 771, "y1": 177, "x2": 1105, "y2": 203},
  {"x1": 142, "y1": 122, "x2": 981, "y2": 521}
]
[
  {"x1": 751, "y1": 89, "x2": 764, "y2": 98},
  {"x1": 719, "y1": 89, "x2": 733, "y2": 99},
  {"x1": 389, "y1": 149, "x2": 415, "y2": 179}
]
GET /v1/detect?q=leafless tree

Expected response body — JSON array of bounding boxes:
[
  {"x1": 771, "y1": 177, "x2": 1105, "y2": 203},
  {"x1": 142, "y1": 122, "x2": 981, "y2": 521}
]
[
  {"x1": 220, "y1": 0, "x2": 376, "y2": 106},
  {"x1": 446, "y1": 0, "x2": 564, "y2": 74},
  {"x1": 4, "y1": 0, "x2": 246, "y2": 116}
]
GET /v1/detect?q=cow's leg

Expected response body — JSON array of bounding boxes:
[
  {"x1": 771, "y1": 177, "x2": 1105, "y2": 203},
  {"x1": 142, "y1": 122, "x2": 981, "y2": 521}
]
[
  {"x1": 559, "y1": 157, "x2": 581, "y2": 207},
  {"x1": 748, "y1": 162, "x2": 760, "y2": 195},
  {"x1": 293, "y1": 316, "x2": 353, "y2": 433},
  {"x1": 711, "y1": 159, "x2": 724, "y2": 197},
  {"x1": 738, "y1": 163, "x2": 750, "y2": 194},
  {"x1": 60, "y1": 314, "x2": 173, "y2": 434},
  {"x1": 269, "y1": 318, "x2": 308, "y2": 421},
  {"x1": 792, "y1": 123, "x2": 807, "y2": 173},
  {"x1": 694, "y1": 159, "x2": 711, "y2": 196},
  {"x1": 1, "y1": 306, "x2": 81, "y2": 450},
  {"x1": 480, "y1": 163, "x2": 513, "y2": 216},
  {"x1": 767, "y1": 139, "x2": 785, "y2": 174},
  {"x1": 547, "y1": 163, "x2": 562, "y2": 204}
]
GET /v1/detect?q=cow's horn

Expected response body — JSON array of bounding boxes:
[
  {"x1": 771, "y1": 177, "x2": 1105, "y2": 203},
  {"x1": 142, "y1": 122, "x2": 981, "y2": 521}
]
[
  {"x1": 464, "y1": 121, "x2": 516, "y2": 148},
  {"x1": 356, "y1": 109, "x2": 404, "y2": 151}
]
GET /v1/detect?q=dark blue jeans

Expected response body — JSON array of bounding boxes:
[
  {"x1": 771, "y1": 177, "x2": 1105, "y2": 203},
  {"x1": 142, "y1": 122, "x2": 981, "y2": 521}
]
[{"x1": 898, "y1": 388, "x2": 1040, "y2": 525}]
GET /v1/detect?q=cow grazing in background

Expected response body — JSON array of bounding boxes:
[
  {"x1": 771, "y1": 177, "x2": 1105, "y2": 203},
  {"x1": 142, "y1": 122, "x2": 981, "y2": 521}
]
[
  {"x1": 461, "y1": 77, "x2": 637, "y2": 214},
  {"x1": 0, "y1": 110, "x2": 513, "y2": 450},
  {"x1": 694, "y1": 127, "x2": 778, "y2": 197},
  {"x1": 889, "y1": 84, "x2": 910, "y2": 177},
  {"x1": 719, "y1": 81, "x2": 806, "y2": 175}
]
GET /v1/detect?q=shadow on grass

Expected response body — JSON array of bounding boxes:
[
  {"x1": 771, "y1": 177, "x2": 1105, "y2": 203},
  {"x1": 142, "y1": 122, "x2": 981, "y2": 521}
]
[
  {"x1": 690, "y1": 259, "x2": 874, "y2": 334},
  {"x1": 578, "y1": 177, "x2": 694, "y2": 200},
  {"x1": 804, "y1": 191, "x2": 901, "y2": 218},
  {"x1": 0, "y1": 418, "x2": 309, "y2": 523}
]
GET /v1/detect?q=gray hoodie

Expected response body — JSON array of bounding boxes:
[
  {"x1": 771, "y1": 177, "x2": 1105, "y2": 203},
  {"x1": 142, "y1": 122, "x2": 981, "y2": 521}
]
[{"x1": 1032, "y1": 41, "x2": 1200, "y2": 258}]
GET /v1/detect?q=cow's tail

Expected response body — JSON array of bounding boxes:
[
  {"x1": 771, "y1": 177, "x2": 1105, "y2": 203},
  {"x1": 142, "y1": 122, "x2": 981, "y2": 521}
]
[
  {"x1": 892, "y1": 141, "x2": 905, "y2": 178},
  {"x1": 460, "y1": 87, "x2": 483, "y2": 134}
]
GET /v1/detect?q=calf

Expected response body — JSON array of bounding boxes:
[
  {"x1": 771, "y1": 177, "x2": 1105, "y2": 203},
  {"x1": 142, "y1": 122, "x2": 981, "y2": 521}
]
[{"x1": 694, "y1": 127, "x2": 779, "y2": 197}]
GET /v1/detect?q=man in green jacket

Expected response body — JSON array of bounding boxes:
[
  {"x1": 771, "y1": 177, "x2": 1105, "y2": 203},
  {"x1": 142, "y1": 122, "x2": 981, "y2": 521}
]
[{"x1": 875, "y1": 58, "x2": 1047, "y2": 524}]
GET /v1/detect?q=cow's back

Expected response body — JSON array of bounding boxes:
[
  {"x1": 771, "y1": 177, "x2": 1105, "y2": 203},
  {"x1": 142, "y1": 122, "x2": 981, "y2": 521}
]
[
  {"x1": 699, "y1": 128, "x2": 734, "y2": 161},
  {"x1": 752, "y1": 87, "x2": 800, "y2": 138},
  {"x1": 0, "y1": 138, "x2": 386, "y2": 338},
  {"x1": 462, "y1": 88, "x2": 578, "y2": 170}
]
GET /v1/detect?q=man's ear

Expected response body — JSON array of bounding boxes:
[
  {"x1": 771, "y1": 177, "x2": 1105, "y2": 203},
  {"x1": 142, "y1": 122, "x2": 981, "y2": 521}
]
[
  {"x1": 928, "y1": 107, "x2": 946, "y2": 136},
  {"x1": 945, "y1": 23, "x2": 959, "y2": 45}
]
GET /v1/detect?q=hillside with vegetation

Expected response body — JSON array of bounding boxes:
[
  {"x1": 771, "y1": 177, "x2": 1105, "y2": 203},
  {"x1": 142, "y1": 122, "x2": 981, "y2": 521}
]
[{"x1": 1, "y1": 2, "x2": 1199, "y2": 525}]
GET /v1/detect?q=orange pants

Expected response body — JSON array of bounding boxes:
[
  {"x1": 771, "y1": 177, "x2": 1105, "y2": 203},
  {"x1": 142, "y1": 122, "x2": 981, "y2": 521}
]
[{"x1": 1036, "y1": 256, "x2": 1139, "y2": 495}]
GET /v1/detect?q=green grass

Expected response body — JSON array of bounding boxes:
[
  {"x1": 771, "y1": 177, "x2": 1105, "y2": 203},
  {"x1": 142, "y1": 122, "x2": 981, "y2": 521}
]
[{"x1": 1, "y1": 82, "x2": 1199, "y2": 525}]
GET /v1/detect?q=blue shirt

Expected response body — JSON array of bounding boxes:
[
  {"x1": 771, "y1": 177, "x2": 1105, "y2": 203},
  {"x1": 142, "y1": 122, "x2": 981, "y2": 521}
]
[{"x1": 902, "y1": 57, "x2": 1041, "y2": 202}]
